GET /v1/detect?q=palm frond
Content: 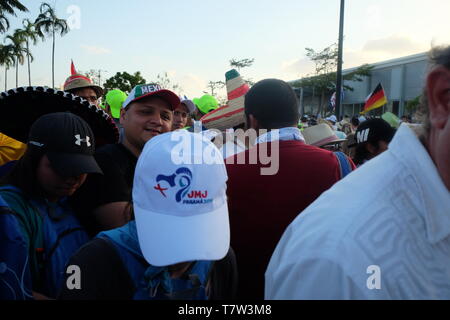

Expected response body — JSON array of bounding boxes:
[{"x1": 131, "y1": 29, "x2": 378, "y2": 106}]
[
  {"x1": 0, "y1": 15, "x2": 10, "y2": 33},
  {"x1": 0, "y1": 0, "x2": 28, "y2": 15}
]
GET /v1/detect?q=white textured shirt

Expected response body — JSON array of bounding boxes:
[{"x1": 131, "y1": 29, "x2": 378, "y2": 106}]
[{"x1": 265, "y1": 124, "x2": 450, "y2": 299}]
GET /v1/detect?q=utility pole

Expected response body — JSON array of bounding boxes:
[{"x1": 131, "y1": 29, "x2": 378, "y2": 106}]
[
  {"x1": 97, "y1": 69, "x2": 107, "y2": 87},
  {"x1": 335, "y1": 0, "x2": 345, "y2": 120}
]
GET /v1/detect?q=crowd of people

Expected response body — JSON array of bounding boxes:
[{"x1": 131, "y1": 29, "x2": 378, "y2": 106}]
[{"x1": 0, "y1": 45, "x2": 449, "y2": 300}]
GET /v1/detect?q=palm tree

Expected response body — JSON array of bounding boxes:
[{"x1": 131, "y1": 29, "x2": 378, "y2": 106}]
[
  {"x1": 5, "y1": 30, "x2": 29, "y2": 87},
  {"x1": 18, "y1": 19, "x2": 39, "y2": 85},
  {"x1": 0, "y1": 0, "x2": 28, "y2": 34},
  {"x1": 34, "y1": 3, "x2": 69, "y2": 88},
  {"x1": 0, "y1": 44, "x2": 14, "y2": 90}
]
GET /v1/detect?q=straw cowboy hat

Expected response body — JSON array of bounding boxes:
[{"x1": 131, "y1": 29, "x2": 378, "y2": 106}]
[
  {"x1": 0, "y1": 86, "x2": 119, "y2": 147},
  {"x1": 200, "y1": 69, "x2": 250, "y2": 131},
  {"x1": 302, "y1": 123, "x2": 346, "y2": 147}
]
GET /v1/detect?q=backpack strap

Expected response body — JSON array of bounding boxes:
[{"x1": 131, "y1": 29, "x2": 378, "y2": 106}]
[
  {"x1": 0, "y1": 195, "x2": 34, "y2": 300},
  {"x1": 334, "y1": 151, "x2": 352, "y2": 179}
]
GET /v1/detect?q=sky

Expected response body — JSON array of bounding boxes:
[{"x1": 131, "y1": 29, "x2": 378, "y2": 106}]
[{"x1": 3, "y1": 0, "x2": 450, "y2": 100}]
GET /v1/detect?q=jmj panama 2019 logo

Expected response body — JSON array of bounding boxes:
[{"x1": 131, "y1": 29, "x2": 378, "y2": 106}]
[{"x1": 153, "y1": 167, "x2": 212, "y2": 204}]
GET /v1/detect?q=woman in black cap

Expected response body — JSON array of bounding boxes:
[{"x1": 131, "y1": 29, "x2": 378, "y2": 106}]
[
  {"x1": 0, "y1": 112, "x2": 103, "y2": 300},
  {"x1": 350, "y1": 118, "x2": 397, "y2": 166}
]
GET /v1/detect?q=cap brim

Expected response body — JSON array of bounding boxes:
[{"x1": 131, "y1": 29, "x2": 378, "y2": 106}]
[
  {"x1": 181, "y1": 100, "x2": 196, "y2": 113},
  {"x1": 47, "y1": 152, "x2": 103, "y2": 176},
  {"x1": 130, "y1": 90, "x2": 181, "y2": 111},
  {"x1": 134, "y1": 201, "x2": 230, "y2": 267}
]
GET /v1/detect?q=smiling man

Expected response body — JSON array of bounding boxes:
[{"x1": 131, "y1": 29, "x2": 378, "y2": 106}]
[{"x1": 72, "y1": 84, "x2": 180, "y2": 235}]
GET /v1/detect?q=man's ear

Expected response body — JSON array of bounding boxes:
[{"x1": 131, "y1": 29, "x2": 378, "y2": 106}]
[
  {"x1": 119, "y1": 108, "x2": 127, "y2": 125},
  {"x1": 246, "y1": 114, "x2": 260, "y2": 130},
  {"x1": 426, "y1": 66, "x2": 450, "y2": 129}
]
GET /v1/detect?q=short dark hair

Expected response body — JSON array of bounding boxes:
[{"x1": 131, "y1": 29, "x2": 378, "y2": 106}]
[
  {"x1": 351, "y1": 116, "x2": 360, "y2": 127},
  {"x1": 244, "y1": 79, "x2": 300, "y2": 129},
  {"x1": 0, "y1": 145, "x2": 45, "y2": 198}
]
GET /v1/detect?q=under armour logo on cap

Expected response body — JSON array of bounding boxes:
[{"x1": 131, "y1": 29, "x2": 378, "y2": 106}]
[{"x1": 74, "y1": 134, "x2": 91, "y2": 147}]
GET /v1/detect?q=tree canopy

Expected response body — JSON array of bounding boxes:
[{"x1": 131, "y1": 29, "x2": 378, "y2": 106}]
[
  {"x1": 103, "y1": 71, "x2": 146, "y2": 93},
  {"x1": 291, "y1": 43, "x2": 373, "y2": 116}
]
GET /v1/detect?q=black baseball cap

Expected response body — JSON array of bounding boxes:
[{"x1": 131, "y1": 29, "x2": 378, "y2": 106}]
[
  {"x1": 28, "y1": 112, "x2": 102, "y2": 176},
  {"x1": 349, "y1": 118, "x2": 396, "y2": 148}
]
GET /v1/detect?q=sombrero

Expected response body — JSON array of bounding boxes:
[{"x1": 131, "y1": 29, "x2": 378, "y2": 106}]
[
  {"x1": 200, "y1": 69, "x2": 249, "y2": 131},
  {"x1": 63, "y1": 62, "x2": 104, "y2": 98},
  {"x1": 0, "y1": 86, "x2": 119, "y2": 148}
]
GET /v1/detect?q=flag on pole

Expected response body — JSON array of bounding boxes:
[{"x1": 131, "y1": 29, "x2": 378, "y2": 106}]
[
  {"x1": 329, "y1": 89, "x2": 345, "y2": 112},
  {"x1": 361, "y1": 83, "x2": 387, "y2": 114},
  {"x1": 71, "y1": 60, "x2": 76, "y2": 75},
  {"x1": 329, "y1": 92, "x2": 336, "y2": 112}
]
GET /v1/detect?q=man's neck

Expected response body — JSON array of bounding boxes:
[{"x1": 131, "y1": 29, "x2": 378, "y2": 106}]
[
  {"x1": 121, "y1": 139, "x2": 141, "y2": 158},
  {"x1": 421, "y1": 131, "x2": 450, "y2": 191},
  {"x1": 252, "y1": 125, "x2": 298, "y2": 137}
]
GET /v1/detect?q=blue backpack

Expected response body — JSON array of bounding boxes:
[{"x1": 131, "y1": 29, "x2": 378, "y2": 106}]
[
  {"x1": 99, "y1": 224, "x2": 213, "y2": 300},
  {"x1": 0, "y1": 195, "x2": 34, "y2": 300},
  {"x1": 0, "y1": 185, "x2": 89, "y2": 299},
  {"x1": 334, "y1": 151, "x2": 353, "y2": 179}
]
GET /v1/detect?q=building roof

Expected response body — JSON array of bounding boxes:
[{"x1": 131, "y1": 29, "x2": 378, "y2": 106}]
[{"x1": 289, "y1": 51, "x2": 429, "y2": 85}]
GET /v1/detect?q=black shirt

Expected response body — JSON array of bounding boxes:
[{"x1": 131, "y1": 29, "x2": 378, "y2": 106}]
[
  {"x1": 71, "y1": 144, "x2": 137, "y2": 236},
  {"x1": 58, "y1": 238, "x2": 238, "y2": 300}
]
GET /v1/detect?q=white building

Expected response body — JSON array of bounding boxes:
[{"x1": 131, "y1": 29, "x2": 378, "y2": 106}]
[{"x1": 291, "y1": 52, "x2": 428, "y2": 117}]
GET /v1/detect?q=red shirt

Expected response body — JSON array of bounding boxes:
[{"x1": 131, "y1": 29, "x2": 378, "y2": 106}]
[{"x1": 225, "y1": 140, "x2": 343, "y2": 299}]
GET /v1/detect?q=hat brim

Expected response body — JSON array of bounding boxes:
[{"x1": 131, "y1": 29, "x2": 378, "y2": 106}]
[
  {"x1": 127, "y1": 90, "x2": 180, "y2": 111},
  {"x1": 67, "y1": 84, "x2": 104, "y2": 98},
  {"x1": 47, "y1": 152, "x2": 103, "y2": 176},
  {"x1": 134, "y1": 201, "x2": 230, "y2": 267},
  {"x1": 0, "y1": 87, "x2": 119, "y2": 147},
  {"x1": 320, "y1": 139, "x2": 347, "y2": 147},
  {"x1": 311, "y1": 136, "x2": 347, "y2": 147}
]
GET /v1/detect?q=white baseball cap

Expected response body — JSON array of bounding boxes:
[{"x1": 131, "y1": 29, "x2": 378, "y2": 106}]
[
  {"x1": 132, "y1": 130, "x2": 230, "y2": 266},
  {"x1": 326, "y1": 115, "x2": 337, "y2": 123}
]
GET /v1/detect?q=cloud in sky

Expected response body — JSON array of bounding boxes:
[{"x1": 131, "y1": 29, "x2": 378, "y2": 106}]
[
  {"x1": 178, "y1": 74, "x2": 208, "y2": 98},
  {"x1": 281, "y1": 34, "x2": 429, "y2": 79},
  {"x1": 362, "y1": 35, "x2": 428, "y2": 55},
  {"x1": 282, "y1": 58, "x2": 315, "y2": 79},
  {"x1": 80, "y1": 44, "x2": 111, "y2": 55}
]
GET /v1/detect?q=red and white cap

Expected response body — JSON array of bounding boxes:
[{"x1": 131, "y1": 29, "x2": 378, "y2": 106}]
[{"x1": 122, "y1": 84, "x2": 180, "y2": 110}]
